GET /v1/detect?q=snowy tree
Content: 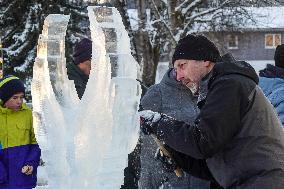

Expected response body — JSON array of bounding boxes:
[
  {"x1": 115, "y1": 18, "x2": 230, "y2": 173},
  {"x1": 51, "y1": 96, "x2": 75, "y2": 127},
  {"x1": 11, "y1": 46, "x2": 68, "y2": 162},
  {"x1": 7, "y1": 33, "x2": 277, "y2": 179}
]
[
  {"x1": 134, "y1": 0, "x2": 281, "y2": 87},
  {"x1": 110, "y1": 0, "x2": 138, "y2": 60},
  {"x1": 0, "y1": 0, "x2": 95, "y2": 100}
]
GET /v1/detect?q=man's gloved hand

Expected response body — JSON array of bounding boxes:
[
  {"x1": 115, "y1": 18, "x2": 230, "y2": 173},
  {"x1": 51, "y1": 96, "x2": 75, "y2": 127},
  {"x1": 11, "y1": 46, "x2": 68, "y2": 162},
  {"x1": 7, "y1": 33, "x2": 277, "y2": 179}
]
[
  {"x1": 155, "y1": 147, "x2": 178, "y2": 172},
  {"x1": 139, "y1": 110, "x2": 162, "y2": 135}
]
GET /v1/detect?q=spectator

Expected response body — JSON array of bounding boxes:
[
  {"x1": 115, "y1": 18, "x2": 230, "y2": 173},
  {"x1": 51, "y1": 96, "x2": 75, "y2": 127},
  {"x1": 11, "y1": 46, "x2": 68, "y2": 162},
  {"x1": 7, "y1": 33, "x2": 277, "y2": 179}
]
[
  {"x1": 259, "y1": 44, "x2": 284, "y2": 125},
  {"x1": 140, "y1": 34, "x2": 284, "y2": 189},
  {"x1": 0, "y1": 75, "x2": 41, "y2": 189},
  {"x1": 67, "y1": 38, "x2": 92, "y2": 99}
]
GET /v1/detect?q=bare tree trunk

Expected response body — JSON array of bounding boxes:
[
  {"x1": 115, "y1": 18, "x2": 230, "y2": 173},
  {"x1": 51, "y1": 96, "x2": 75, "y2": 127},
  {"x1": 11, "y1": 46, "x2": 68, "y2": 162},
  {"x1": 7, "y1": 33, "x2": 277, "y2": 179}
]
[
  {"x1": 168, "y1": 0, "x2": 178, "y2": 34},
  {"x1": 167, "y1": 0, "x2": 179, "y2": 67},
  {"x1": 137, "y1": 0, "x2": 160, "y2": 89}
]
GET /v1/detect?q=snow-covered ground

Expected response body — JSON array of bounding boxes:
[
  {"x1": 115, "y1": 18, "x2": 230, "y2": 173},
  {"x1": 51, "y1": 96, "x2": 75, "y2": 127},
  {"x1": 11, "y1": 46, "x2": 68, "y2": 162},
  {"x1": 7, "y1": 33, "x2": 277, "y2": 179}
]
[{"x1": 247, "y1": 60, "x2": 274, "y2": 74}]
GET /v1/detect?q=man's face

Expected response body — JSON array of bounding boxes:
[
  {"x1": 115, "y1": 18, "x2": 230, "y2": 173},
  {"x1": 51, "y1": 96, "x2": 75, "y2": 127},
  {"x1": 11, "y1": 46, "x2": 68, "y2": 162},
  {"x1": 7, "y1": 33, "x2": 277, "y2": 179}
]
[
  {"x1": 174, "y1": 59, "x2": 209, "y2": 86},
  {"x1": 78, "y1": 60, "x2": 91, "y2": 76},
  {"x1": 4, "y1": 92, "x2": 25, "y2": 111}
]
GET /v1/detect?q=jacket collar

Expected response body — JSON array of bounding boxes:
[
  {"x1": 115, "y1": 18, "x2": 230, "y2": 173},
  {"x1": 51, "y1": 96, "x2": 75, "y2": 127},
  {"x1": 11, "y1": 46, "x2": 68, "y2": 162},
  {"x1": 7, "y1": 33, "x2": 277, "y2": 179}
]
[
  {"x1": 0, "y1": 103, "x2": 29, "y2": 114},
  {"x1": 68, "y1": 62, "x2": 89, "y2": 81}
]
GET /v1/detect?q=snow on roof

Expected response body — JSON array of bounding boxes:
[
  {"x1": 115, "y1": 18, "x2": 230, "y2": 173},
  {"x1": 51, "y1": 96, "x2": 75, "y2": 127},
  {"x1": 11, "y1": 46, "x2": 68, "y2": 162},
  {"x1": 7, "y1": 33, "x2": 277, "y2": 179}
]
[
  {"x1": 194, "y1": 6, "x2": 284, "y2": 32},
  {"x1": 244, "y1": 7, "x2": 284, "y2": 29},
  {"x1": 128, "y1": 7, "x2": 284, "y2": 32}
]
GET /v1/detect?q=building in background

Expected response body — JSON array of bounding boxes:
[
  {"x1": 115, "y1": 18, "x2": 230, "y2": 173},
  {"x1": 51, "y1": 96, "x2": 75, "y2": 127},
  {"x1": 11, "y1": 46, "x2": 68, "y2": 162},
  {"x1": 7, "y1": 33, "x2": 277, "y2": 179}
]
[
  {"x1": 205, "y1": 7, "x2": 284, "y2": 73},
  {"x1": 154, "y1": 6, "x2": 284, "y2": 81}
]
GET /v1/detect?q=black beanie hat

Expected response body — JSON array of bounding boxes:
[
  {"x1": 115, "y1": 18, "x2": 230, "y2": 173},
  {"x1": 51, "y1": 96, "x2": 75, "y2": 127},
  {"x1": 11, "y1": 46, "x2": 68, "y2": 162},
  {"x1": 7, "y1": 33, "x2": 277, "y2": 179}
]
[
  {"x1": 172, "y1": 34, "x2": 221, "y2": 65},
  {"x1": 0, "y1": 75, "x2": 25, "y2": 104},
  {"x1": 274, "y1": 44, "x2": 284, "y2": 69},
  {"x1": 73, "y1": 38, "x2": 92, "y2": 65}
]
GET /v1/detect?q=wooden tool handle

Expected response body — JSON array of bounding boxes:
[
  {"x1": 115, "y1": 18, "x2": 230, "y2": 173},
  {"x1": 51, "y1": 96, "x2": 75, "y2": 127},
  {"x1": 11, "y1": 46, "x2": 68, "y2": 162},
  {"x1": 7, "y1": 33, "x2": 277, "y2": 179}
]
[{"x1": 151, "y1": 134, "x2": 184, "y2": 177}]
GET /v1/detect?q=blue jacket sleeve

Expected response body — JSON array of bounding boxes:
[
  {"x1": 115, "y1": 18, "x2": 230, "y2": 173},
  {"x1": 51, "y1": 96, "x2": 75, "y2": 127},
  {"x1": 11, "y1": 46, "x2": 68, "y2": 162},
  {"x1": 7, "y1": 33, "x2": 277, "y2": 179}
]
[
  {"x1": 268, "y1": 88, "x2": 284, "y2": 126},
  {"x1": 0, "y1": 143, "x2": 7, "y2": 183},
  {"x1": 25, "y1": 117, "x2": 41, "y2": 168},
  {"x1": 0, "y1": 161, "x2": 7, "y2": 183},
  {"x1": 25, "y1": 144, "x2": 41, "y2": 168}
]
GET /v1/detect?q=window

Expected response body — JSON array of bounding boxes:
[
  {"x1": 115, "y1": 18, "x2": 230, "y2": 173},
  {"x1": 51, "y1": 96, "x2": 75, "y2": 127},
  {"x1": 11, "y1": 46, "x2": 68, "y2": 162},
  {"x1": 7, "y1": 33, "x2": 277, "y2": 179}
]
[
  {"x1": 265, "y1": 34, "x2": 281, "y2": 49},
  {"x1": 227, "y1": 34, "x2": 238, "y2": 49}
]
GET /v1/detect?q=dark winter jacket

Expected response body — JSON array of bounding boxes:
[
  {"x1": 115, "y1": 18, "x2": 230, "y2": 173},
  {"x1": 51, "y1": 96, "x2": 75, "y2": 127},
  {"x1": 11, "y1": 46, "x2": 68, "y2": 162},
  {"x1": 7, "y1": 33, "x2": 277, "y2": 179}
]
[
  {"x1": 155, "y1": 60, "x2": 284, "y2": 189},
  {"x1": 259, "y1": 64, "x2": 284, "y2": 126},
  {"x1": 66, "y1": 62, "x2": 89, "y2": 99},
  {"x1": 140, "y1": 69, "x2": 211, "y2": 189}
]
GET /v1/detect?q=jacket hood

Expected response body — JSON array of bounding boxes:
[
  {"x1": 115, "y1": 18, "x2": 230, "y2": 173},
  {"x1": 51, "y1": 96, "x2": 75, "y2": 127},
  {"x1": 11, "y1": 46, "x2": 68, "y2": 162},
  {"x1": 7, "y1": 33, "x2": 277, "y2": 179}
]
[
  {"x1": 259, "y1": 64, "x2": 284, "y2": 79},
  {"x1": 209, "y1": 57, "x2": 259, "y2": 87},
  {"x1": 160, "y1": 68, "x2": 191, "y2": 91}
]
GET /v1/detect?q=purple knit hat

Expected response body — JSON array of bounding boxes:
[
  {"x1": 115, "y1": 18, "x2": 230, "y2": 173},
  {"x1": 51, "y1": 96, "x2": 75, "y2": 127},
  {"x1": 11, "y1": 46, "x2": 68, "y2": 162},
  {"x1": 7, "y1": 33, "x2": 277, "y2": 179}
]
[{"x1": 73, "y1": 38, "x2": 92, "y2": 65}]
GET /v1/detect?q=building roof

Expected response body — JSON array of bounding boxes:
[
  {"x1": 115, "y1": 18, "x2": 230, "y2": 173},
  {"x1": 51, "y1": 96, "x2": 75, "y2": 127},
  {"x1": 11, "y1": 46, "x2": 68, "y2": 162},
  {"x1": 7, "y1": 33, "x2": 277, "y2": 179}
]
[
  {"x1": 128, "y1": 7, "x2": 284, "y2": 32},
  {"x1": 244, "y1": 7, "x2": 284, "y2": 29}
]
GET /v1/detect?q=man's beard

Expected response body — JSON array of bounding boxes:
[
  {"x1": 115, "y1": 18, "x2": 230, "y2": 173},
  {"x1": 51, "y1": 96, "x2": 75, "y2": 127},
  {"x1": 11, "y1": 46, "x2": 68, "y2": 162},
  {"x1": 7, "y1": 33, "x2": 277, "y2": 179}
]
[{"x1": 185, "y1": 82, "x2": 199, "y2": 96}]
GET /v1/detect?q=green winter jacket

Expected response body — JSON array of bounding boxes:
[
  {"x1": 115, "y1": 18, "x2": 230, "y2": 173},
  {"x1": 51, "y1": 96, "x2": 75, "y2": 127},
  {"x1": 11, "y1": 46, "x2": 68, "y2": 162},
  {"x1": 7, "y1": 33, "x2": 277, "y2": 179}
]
[{"x1": 0, "y1": 104, "x2": 37, "y2": 148}]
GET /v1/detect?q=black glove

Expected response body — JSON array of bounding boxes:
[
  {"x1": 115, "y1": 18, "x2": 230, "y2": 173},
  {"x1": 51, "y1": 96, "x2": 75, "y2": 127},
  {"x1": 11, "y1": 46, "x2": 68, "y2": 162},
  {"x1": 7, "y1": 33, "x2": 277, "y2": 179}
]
[
  {"x1": 139, "y1": 110, "x2": 162, "y2": 135},
  {"x1": 155, "y1": 147, "x2": 178, "y2": 172}
]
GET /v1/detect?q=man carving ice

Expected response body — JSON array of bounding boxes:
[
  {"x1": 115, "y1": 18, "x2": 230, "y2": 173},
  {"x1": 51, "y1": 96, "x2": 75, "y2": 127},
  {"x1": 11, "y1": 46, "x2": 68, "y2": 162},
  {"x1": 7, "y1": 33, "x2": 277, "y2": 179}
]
[{"x1": 140, "y1": 34, "x2": 284, "y2": 189}]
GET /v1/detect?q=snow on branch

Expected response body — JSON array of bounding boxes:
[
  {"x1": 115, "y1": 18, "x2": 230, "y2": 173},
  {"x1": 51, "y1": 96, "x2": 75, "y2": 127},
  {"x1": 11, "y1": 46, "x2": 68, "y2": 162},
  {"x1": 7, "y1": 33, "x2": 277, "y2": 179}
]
[
  {"x1": 150, "y1": 0, "x2": 177, "y2": 44},
  {"x1": 14, "y1": 46, "x2": 36, "y2": 72},
  {"x1": 6, "y1": 6, "x2": 36, "y2": 56},
  {"x1": 186, "y1": 7, "x2": 219, "y2": 22},
  {"x1": 175, "y1": 0, "x2": 201, "y2": 12},
  {"x1": 0, "y1": 1, "x2": 16, "y2": 16}
]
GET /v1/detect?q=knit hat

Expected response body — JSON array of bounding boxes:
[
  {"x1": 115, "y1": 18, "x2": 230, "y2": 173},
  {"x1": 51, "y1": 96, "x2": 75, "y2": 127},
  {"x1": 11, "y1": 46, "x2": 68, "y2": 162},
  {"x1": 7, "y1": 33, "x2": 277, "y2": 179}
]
[
  {"x1": 73, "y1": 38, "x2": 92, "y2": 65},
  {"x1": 172, "y1": 34, "x2": 221, "y2": 65},
  {"x1": 274, "y1": 44, "x2": 284, "y2": 69},
  {"x1": 0, "y1": 75, "x2": 25, "y2": 104}
]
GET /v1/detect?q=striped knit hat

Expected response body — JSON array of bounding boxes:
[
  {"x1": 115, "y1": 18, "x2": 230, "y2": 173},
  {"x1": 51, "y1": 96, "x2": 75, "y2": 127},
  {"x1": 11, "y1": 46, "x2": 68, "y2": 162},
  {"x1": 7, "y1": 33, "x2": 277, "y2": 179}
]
[{"x1": 0, "y1": 75, "x2": 25, "y2": 104}]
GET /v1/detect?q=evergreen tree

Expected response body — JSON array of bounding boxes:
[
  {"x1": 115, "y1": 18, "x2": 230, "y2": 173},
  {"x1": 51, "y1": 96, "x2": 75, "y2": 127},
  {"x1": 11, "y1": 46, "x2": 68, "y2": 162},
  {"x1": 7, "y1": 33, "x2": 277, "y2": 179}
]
[{"x1": 0, "y1": 0, "x2": 94, "y2": 101}]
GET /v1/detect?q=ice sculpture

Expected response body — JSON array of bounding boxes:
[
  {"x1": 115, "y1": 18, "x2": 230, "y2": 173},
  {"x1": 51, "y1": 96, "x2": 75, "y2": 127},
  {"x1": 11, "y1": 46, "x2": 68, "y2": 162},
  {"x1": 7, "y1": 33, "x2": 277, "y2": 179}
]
[{"x1": 32, "y1": 7, "x2": 141, "y2": 189}]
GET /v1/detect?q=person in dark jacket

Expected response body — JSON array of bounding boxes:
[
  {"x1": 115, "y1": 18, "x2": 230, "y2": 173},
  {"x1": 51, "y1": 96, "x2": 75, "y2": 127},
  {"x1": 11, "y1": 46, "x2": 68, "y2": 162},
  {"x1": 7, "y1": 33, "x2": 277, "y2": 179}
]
[
  {"x1": 67, "y1": 38, "x2": 92, "y2": 99},
  {"x1": 139, "y1": 34, "x2": 284, "y2": 189},
  {"x1": 259, "y1": 44, "x2": 284, "y2": 126},
  {"x1": 139, "y1": 68, "x2": 211, "y2": 189}
]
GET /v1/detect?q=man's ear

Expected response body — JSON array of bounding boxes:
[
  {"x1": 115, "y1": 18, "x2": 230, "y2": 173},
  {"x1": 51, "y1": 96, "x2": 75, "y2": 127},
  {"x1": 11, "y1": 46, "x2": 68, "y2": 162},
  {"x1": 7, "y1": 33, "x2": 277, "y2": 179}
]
[{"x1": 204, "y1": 60, "x2": 211, "y2": 67}]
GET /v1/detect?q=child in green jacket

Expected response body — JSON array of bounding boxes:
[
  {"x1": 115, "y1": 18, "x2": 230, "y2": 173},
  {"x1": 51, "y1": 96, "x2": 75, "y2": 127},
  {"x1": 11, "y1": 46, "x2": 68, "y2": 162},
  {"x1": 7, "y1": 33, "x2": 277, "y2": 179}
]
[{"x1": 0, "y1": 75, "x2": 41, "y2": 189}]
